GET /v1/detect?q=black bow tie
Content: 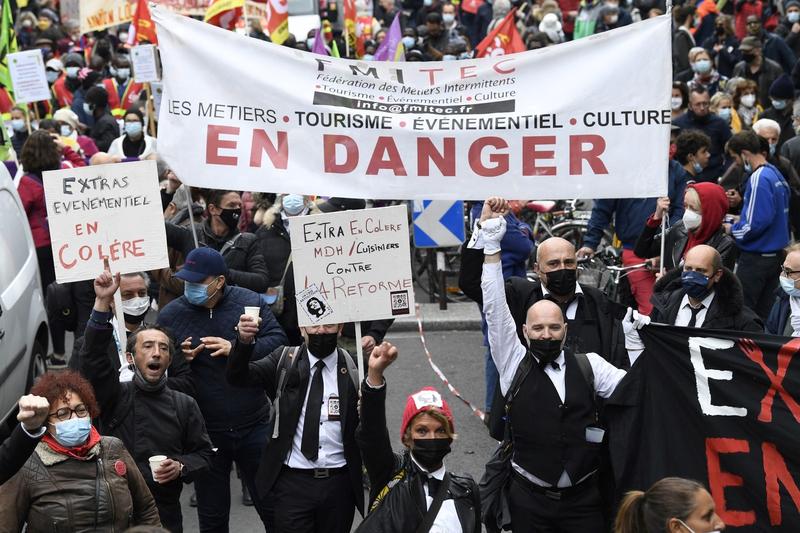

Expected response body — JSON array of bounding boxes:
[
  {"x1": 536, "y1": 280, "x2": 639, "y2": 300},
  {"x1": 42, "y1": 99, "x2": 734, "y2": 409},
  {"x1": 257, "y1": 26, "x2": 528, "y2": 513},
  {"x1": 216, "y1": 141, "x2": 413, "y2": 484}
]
[
  {"x1": 427, "y1": 476, "x2": 441, "y2": 495},
  {"x1": 538, "y1": 359, "x2": 560, "y2": 371}
]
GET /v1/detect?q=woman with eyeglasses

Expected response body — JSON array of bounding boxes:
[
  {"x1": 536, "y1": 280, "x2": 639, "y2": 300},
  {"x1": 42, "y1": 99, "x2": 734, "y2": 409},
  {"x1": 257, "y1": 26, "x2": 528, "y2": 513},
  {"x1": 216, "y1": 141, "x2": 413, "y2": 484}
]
[{"x1": 0, "y1": 370, "x2": 161, "y2": 531}]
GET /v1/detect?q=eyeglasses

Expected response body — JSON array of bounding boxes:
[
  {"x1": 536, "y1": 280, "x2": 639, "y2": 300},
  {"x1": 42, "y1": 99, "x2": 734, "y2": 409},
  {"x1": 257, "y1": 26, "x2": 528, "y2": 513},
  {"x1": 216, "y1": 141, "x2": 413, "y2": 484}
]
[
  {"x1": 782, "y1": 267, "x2": 800, "y2": 280},
  {"x1": 48, "y1": 404, "x2": 89, "y2": 421}
]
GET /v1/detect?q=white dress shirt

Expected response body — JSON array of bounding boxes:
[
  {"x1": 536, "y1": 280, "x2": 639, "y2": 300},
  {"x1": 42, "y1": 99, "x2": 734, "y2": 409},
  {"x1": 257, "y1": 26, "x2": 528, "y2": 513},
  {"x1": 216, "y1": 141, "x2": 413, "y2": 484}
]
[
  {"x1": 410, "y1": 455, "x2": 462, "y2": 533},
  {"x1": 541, "y1": 282, "x2": 584, "y2": 320},
  {"x1": 481, "y1": 261, "x2": 630, "y2": 487},
  {"x1": 674, "y1": 291, "x2": 715, "y2": 328},
  {"x1": 285, "y1": 348, "x2": 346, "y2": 469}
]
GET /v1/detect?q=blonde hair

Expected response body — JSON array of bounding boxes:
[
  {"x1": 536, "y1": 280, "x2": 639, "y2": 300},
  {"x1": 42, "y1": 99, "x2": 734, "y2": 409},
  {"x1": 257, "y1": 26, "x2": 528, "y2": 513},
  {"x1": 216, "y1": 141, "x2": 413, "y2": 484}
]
[
  {"x1": 402, "y1": 409, "x2": 457, "y2": 446},
  {"x1": 709, "y1": 92, "x2": 732, "y2": 114}
]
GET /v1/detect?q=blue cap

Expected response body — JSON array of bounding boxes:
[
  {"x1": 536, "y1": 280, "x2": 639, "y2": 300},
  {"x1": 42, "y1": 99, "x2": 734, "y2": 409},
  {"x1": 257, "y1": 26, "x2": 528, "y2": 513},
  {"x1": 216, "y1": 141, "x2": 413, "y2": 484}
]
[{"x1": 175, "y1": 247, "x2": 228, "y2": 283}]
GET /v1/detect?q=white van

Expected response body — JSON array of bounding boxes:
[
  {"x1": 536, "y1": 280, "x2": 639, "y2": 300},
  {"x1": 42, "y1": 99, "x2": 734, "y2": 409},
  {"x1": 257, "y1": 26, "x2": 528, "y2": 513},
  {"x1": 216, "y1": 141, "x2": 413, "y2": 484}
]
[{"x1": 0, "y1": 162, "x2": 49, "y2": 427}]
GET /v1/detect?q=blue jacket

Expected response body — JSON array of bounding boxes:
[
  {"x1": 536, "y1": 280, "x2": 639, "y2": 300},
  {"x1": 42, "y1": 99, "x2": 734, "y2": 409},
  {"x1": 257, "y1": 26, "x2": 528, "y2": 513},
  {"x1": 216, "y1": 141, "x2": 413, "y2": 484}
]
[
  {"x1": 470, "y1": 202, "x2": 534, "y2": 279},
  {"x1": 766, "y1": 289, "x2": 790, "y2": 335},
  {"x1": 672, "y1": 111, "x2": 732, "y2": 183},
  {"x1": 731, "y1": 163, "x2": 790, "y2": 253},
  {"x1": 157, "y1": 285, "x2": 287, "y2": 432},
  {"x1": 584, "y1": 160, "x2": 687, "y2": 250}
]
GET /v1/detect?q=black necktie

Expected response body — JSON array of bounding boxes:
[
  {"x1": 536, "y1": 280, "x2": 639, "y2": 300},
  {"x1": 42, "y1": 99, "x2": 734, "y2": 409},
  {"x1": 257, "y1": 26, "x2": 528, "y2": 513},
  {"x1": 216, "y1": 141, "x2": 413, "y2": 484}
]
[
  {"x1": 427, "y1": 476, "x2": 441, "y2": 497},
  {"x1": 301, "y1": 360, "x2": 326, "y2": 461},
  {"x1": 687, "y1": 304, "x2": 705, "y2": 328}
]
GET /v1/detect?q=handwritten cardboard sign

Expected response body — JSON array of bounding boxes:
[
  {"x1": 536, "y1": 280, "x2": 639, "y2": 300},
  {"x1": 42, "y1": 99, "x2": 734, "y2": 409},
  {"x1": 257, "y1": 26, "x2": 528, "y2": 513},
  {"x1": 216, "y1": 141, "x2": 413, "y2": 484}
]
[
  {"x1": 42, "y1": 160, "x2": 169, "y2": 283},
  {"x1": 290, "y1": 205, "x2": 414, "y2": 326}
]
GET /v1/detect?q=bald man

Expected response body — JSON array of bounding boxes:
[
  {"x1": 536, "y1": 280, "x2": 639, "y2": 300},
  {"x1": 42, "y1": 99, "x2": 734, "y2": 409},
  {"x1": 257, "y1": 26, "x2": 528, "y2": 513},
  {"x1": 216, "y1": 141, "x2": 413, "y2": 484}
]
[
  {"x1": 649, "y1": 244, "x2": 762, "y2": 330},
  {"x1": 479, "y1": 197, "x2": 642, "y2": 532}
]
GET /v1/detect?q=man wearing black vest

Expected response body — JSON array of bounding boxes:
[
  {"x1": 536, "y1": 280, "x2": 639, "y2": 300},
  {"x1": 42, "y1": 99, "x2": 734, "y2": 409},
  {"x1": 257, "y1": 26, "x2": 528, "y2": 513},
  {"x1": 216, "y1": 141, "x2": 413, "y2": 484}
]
[
  {"x1": 477, "y1": 197, "x2": 642, "y2": 531},
  {"x1": 226, "y1": 317, "x2": 363, "y2": 532}
]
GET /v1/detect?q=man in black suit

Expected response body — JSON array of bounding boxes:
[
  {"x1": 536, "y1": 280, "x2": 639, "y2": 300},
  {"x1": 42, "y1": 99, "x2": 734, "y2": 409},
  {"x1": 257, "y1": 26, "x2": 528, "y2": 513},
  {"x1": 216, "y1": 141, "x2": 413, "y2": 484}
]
[
  {"x1": 0, "y1": 395, "x2": 49, "y2": 484},
  {"x1": 226, "y1": 316, "x2": 363, "y2": 532}
]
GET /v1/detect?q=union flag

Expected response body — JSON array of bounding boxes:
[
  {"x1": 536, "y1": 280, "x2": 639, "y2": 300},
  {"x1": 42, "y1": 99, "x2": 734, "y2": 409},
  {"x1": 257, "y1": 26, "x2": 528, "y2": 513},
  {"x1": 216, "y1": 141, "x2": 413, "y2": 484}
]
[
  {"x1": 474, "y1": 9, "x2": 525, "y2": 58},
  {"x1": 205, "y1": 0, "x2": 245, "y2": 30},
  {"x1": 131, "y1": 0, "x2": 158, "y2": 45}
]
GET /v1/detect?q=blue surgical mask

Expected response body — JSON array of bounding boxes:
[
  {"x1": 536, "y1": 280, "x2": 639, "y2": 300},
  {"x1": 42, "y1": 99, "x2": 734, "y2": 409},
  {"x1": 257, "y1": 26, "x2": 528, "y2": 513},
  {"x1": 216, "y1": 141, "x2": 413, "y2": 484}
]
[
  {"x1": 681, "y1": 270, "x2": 713, "y2": 300},
  {"x1": 125, "y1": 121, "x2": 143, "y2": 138},
  {"x1": 692, "y1": 161, "x2": 703, "y2": 174},
  {"x1": 744, "y1": 160, "x2": 753, "y2": 173},
  {"x1": 53, "y1": 416, "x2": 91, "y2": 447},
  {"x1": 66, "y1": 66, "x2": 79, "y2": 78},
  {"x1": 693, "y1": 59, "x2": 712, "y2": 74},
  {"x1": 443, "y1": 13, "x2": 455, "y2": 24},
  {"x1": 46, "y1": 70, "x2": 59, "y2": 84},
  {"x1": 424, "y1": 0, "x2": 433, "y2": 6},
  {"x1": 769, "y1": 143, "x2": 777, "y2": 156},
  {"x1": 11, "y1": 119, "x2": 25, "y2": 132},
  {"x1": 717, "y1": 107, "x2": 732, "y2": 121},
  {"x1": 116, "y1": 67, "x2": 130, "y2": 80},
  {"x1": 185, "y1": 281, "x2": 212, "y2": 306},
  {"x1": 780, "y1": 275, "x2": 800, "y2": 297},
  {"x1": 362, "y1": 54, "x2": 374, "y2": 61},
  {"x1": 60, "y1": 124, "x2": 72, "y2": 137},
  {"x1": 82, "y1": 102, "x2": 93, "y2": 115},
  {"x1": 402, "y1": 36, "x2": 416, "y2": 49},
  {"x1": 442, "y1": 54, "x2": 456, "y2": 60},
  {"x1": 282, "y1": 194, "x2": 306, "y2": 216},
  {"x1": 789, "y1": 11, "x2": 800, "y2": 23},
  {"x1": 772, "y1": 99, "x2": 788, "y2": 110},
  {"x1": 306, "y1": 38, "x2": 315, "y2": 49}
]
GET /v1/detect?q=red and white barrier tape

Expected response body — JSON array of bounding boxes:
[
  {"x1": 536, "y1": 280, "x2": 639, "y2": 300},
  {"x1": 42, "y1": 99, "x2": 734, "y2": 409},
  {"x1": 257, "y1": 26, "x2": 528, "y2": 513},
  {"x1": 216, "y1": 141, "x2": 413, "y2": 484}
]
[{"x1": 415, "y1": 304, "x2": 486, "y2": 422}]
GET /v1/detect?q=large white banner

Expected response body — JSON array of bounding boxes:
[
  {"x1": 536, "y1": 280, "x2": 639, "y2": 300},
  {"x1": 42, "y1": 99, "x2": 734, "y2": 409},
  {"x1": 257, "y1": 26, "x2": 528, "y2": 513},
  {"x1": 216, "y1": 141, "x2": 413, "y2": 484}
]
[
  {"x1": 43, "y1": 160, "x2": 169, "y2": 283},
  {"x1": 290, "y1": 205, "x2": 414, "y2": 326},
  {"x1": 153, "y1": 7, "x2": 671, "y2": 200}
]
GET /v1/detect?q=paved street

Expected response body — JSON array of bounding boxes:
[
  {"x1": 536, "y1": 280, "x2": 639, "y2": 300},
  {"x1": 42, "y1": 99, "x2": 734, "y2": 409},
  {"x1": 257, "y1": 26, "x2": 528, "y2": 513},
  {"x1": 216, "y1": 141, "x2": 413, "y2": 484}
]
[{"x1": 178, "y1": 328, "x2": 495, "y2": 532}]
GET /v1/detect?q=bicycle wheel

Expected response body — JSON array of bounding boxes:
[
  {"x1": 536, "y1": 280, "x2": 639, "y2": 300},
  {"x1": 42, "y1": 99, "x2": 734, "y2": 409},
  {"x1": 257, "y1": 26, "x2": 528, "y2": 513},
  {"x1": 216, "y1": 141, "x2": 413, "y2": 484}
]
[{"x1": 550, "y1": 221, "x2": 614, "y2": 250}]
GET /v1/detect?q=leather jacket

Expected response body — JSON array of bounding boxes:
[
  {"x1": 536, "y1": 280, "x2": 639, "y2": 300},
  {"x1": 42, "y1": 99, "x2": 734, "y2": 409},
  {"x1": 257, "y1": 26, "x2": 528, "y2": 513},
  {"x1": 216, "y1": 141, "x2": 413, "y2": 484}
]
[
  {"x1": 356, "y1": 382, "x2": 480, "y2": 533},
  {"x1": 633, "y1": 220, "x2": 738, "y2": 271},
  {"x1": 0, "y1": 436, "x2": 161, "y2": 532}
]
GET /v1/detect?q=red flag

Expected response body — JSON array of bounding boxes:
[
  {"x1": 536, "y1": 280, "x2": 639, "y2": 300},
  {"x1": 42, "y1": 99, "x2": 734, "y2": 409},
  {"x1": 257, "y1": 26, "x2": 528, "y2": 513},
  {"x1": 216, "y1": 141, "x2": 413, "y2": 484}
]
[
  {"x1": 343, "y1": 0, "x2": 357, "y2": 55},
  {"x1": 474, "y1": 9, "x2": 525, "y2": 58},
  {"x1": 205, "y1": 0, "x2": 245, "y2": 30},
  {"x1": 131, "y1": 0, "x2": 158, "y2": 45}
]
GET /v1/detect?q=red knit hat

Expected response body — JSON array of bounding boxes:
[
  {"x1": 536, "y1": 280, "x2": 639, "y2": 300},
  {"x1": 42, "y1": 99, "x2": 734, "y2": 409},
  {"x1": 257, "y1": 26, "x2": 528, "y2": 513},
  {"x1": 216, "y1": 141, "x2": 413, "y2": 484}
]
[{"x1": 400, "y1": 387, "x2": 455, "y2": 440}]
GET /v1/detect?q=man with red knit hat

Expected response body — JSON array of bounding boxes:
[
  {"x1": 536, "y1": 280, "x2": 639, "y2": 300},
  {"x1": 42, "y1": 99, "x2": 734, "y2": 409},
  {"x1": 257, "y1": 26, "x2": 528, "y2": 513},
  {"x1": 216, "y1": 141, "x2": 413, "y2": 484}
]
[{"x1": 356, "y1": 342, "x2": 480, "y2": 533}]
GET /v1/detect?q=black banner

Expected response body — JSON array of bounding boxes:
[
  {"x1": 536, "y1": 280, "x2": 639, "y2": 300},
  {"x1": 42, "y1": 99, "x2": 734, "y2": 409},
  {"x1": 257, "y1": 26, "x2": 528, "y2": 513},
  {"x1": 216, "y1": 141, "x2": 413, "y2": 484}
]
[{"x1": 606, "y1": 325, "x2": 800, "y2": 532}]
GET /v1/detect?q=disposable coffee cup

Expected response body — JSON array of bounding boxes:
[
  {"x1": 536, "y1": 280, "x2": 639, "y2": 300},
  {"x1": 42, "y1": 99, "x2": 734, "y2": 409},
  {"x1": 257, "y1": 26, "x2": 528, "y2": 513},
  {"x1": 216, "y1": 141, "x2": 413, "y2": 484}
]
[
  {"x1": 244, "y1": 306, "x2": 260, "y2": 320},
  {"x1": 149, "y1": 455, "x2": 167, "y2": 481}
]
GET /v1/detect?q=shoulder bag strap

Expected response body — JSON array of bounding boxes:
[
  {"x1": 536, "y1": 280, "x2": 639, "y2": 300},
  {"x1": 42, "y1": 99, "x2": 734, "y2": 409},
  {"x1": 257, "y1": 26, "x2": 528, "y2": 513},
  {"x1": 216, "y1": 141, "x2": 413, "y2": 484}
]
[
  {"x1": 278, "y1": 253, "x2": 292, "y2": 285},
  {"x1": 414, "y1": 472, "x2": 451, "y2": 533},
  {"x1": 219, "y1": 233, "x2": 242, "y2": 256}
]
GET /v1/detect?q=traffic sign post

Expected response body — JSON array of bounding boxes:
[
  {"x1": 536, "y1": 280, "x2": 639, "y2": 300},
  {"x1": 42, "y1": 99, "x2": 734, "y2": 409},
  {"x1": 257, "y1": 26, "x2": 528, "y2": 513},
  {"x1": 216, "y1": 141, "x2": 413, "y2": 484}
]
[{"x1": 412, "y1": 201, "x2": 466, "y2": 309}]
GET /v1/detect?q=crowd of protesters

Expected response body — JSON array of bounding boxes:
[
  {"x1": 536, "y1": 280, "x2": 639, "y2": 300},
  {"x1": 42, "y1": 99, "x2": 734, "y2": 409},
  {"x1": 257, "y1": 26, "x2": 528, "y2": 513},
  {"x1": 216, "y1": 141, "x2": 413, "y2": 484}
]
[{"x1": 4, "y1": 0, "x2": 800, "y2": 531}]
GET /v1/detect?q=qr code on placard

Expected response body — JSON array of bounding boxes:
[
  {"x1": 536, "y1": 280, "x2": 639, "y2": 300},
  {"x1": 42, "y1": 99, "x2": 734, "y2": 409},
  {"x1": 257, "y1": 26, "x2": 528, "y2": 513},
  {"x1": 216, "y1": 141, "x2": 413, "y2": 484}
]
[{"x1": 390, "y1": 290, "x2": 410, "y2": 316}]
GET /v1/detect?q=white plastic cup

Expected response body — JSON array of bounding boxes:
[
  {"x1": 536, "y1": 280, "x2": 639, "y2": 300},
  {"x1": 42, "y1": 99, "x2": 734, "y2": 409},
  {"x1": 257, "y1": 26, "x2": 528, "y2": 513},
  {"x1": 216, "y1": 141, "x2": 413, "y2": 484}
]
[
  {"x1": 243, "y1": 306, "x2": 260, "y2": 320},
  {"x1": 149, "y1": 455, "x2": 167, "y2": 481}
]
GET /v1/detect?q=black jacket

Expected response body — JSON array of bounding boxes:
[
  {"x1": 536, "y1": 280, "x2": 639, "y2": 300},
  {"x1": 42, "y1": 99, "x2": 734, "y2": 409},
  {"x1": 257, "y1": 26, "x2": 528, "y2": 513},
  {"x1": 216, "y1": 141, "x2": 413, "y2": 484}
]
[
  {"x1": 459, "y1": 247, "x2": 629, "y2": 368},
  {"x1": 649, "y1": 267, "x2": 764, "y2": 331},
  {"x1": 166, "y1": 220, "x2": 270, "y2": 293},
  {"x1": 79, "y1": 320, "x2": 214, "y2": 505},
  {"x1": 633, "y1": 220, "x2": 738, "y2": 271},
  {"x1": 157, "y1": 285, "x2": 288, "y2": 430},
  {"x1": 356, "y1": 381, "x2": 480, "y2": 533},
  {"x1": 0, "y1": 424, "x2": 42, "y2": 485},
  {"x1": 226, "y1": 342, "x2": 364, "y2": 514},
  {"x1": 90, "y1": 110, "x2": 120, "y2": 153}
]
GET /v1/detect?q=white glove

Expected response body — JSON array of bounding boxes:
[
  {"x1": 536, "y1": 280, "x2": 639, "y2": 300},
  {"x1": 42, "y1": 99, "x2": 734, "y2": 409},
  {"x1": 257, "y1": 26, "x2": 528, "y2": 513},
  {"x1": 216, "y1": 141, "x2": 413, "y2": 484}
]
[
  {"x1": 480, "y1": 216, "x2": 506, "y2": 255},
  {"x1": 623, "y1": 307, "x2": 650, "y2": 351}
]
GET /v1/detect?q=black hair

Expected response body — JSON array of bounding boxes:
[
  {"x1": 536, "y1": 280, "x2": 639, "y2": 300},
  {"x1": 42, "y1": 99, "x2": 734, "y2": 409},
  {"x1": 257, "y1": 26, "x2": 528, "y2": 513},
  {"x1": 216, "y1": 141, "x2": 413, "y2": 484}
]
[
  {"x1": 126, "y1": 324, "x2": 176, "y2": 361},
  {"x1": 726, "y1": 130, "x2": 763, "y2": 156},
  {"x1": 206, "y1": 189, "x2": 239, "y2": 209},
  {"x1": 674, "y1": 130, "x2": 711, "y2": 165},
  {"x1": 672, "y1": 80, "x2": 689, "y2": 108}
]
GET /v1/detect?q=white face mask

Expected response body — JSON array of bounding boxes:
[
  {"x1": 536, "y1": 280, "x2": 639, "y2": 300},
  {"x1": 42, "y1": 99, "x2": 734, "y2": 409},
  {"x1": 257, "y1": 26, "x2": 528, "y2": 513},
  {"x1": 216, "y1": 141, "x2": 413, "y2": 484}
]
[
  {"x1": 121, "y1": 296, "x2": 151, "y2": 317},
  {"x1": 671, "y1": 96, "x2": 684, "y2": 110},
  {"x1": 682, "y1": 209, "x2": 702, "y2": 231},
  {"x1": 677, "y1": 519, "x2": 721, "y2": 533},
  {"x1": 741, "y1": 94, "x2": 756, "y2": 108}
]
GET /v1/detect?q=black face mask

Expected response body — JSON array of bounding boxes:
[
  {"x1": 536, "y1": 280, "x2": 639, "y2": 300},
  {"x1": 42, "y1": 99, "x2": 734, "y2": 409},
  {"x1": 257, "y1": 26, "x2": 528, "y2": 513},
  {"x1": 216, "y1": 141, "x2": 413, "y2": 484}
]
[
  {"x1": 543, "y1": 268, "x2": 577, "y2": 297},
  {"x1": 219, "y1": 207, "x2": 241, "y2": 231},
  {"x1": 123, "y1": 312, "x2": 147, "y2": 326},
  {"x1": 529, "y1": 338, "x2": 563, "y2": 364},
  {"x1": 742, "y1": 52, "x2": 757, "y2": 63},
  {"x1": 307, "y1": 332, "x2": 339, "y2": 356},
  {"x1": 715, "y1": 26, "x2": 725, "y2": 36},
  {"x1": 412, "y1": 438, "x2": 452, "y2": 471}
]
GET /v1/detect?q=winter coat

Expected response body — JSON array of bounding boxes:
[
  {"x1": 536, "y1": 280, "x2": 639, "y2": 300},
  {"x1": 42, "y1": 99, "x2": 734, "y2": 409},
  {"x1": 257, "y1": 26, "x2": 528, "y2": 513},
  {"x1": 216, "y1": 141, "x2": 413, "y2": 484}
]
[
  {"x1": 355, "y1": 381, "x2": 480, "y2": 533},
  {"x1": 0, "y1": 436, "x2": 161, "y2": 532},
  {"x1": 165, "y1": 220, "x2": 270, "y2": 293},
  {"x1": 157, "y1": 285, "x2": 288, "y2": 431},
  {"x1": 17, "y1": 173, "x2": 50, "y2": 248},
  {"x1": 766, "y1": 288, "x2": 792, "y2": 335},
  {"x1": 672, "y1": 111, "x2": 732, "y2": 183},
  {"x1": 649, "y1": 267, "x2": 764, "y2": 331},
  {"x1": 79, "y1": 321, "x2": 214, "y2": 506},
  {"x1": 0, "y1": 425, "x2": 42, "y2": 485},
  {"x1": 633, "y1": 221, "x2": 738, "y2": 271},
  {"x1": 732, "y1": 57, "x2": 784, "y2": 109}
]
